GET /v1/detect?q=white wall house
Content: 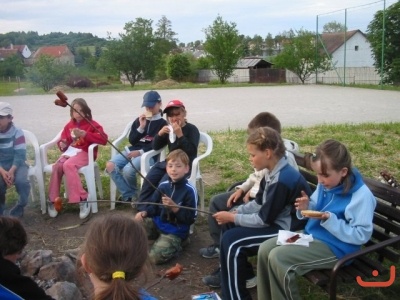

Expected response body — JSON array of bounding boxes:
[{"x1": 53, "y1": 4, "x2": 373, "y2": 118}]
[{"x1": 287, "y1": 30, "x2": 380, "y2": 85}]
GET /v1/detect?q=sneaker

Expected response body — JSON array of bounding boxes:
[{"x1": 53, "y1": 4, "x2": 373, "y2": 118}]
[
  {"x1": 246, "y1": 276, "x2": 257, "y2": 289},
  {"x1": 199, "y1": 245, "x2": 220, "y2": 258},
  {"x1": 47, "y1": 202, "x2": 58, "y2": 218},
  {"x1": 117, "y1": 196, "x2": 132, "y2": 203},
  {"x1": 202, "y1": 268, "x2": 221, "y2": 288},
  {"x1": 79, "y1": 200, "x2": 91, "y2": 219},
  {"x1": 9, "y1": 205, "x2": 24, "y2": 218}
]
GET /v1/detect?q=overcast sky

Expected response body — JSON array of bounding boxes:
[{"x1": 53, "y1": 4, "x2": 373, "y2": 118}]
[{"x1": 1, "y1": 0, "x2": 395, "y2": 44}]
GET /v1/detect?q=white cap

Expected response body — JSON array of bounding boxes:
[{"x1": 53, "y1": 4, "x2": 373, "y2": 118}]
[{"x1": 0, "y1": 102, "x2": 13, "y2": 116}]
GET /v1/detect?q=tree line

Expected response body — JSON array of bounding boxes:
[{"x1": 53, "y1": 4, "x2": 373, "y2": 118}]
[{"x1": 1, "y1": 2, "x2": 399, "y2": 90}]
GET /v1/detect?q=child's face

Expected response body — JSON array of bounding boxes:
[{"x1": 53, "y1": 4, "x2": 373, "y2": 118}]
[
  {"x1": 311, "y1": 160, "x2": 348, "y2": 190},
  {"x1": 144, "y1": 102, "x2": 161, "y2": 116},
  {"x1": 72, "y1": 104, "x2": 84, "y2": 122},
  {"x1": 247, "y1": 144, "x2": 269, "y2": 171},
  {"x1": 167, "y1": 108, "x2": 186, "y2": 127},
  {"x1": 0, "y1": 115, "x2": 13, "y2": 133},
  {"x1": 166, "y1": 158, "x2": 189, "y2": 182}
]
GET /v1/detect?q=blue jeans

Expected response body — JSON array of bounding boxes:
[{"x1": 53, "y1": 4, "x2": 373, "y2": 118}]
[
  {"x1": 108, "y1": 152, "x2": 154, "y2": 200},
  {"x1": 0, "y1": 164, "x2": 30, "y2": 216}
]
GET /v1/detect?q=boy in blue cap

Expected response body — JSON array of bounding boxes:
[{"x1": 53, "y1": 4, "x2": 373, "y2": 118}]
[{"x1": 106, "y1": 91, "x2": 167, "y2": 202}]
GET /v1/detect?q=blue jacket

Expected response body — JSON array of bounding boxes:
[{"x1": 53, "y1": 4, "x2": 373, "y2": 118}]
[
  {"x1": 301, "y1": 168, "x2": 376, "y2": 259},
  {"x1": 145, "y1": 176, "x2": 198, "y2": 239}
]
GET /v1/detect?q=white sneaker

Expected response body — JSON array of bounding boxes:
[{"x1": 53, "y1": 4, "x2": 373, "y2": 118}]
[
  {"x1": 79, "y1": 200, "x2": 91, "y2": 219},
  {"x1": 246, "y1": 276, "x2": 257, "y2": 289},
  {"x1": 47, "y1": 202, "x2": 58, "y2": 218}
]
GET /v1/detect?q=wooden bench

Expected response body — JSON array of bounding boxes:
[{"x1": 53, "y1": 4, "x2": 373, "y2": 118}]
[{"x1": 294, "y1": 152, "x2": 400, "y2": 300}]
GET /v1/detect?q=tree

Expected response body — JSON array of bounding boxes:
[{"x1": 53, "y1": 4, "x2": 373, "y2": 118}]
[
  {"x1": 166, "y1": 53, "x2": 191, "y2": 82},
  {"x1": 154, "y1": 15, "x2": 178, "y2": 54},
  {"x1": 322, "y1": 21, "x2": 347, "y2": 33},
  {"x1": 25, "y1": 55, "x2": 72, "y2": 91},
  {"x1": 104, "y1": 18, "x2": 158, "y2": 86},
  {"x1": 203, "y1": 16, "x2": 243, "y2": 84},
  {"x1": 265, "y1": 33, "x2": 275, "y2": 57},
  {"x1": 0, "y1": 54, "x2": 24, "y2": 77},
  {"x1": 273, "y1": 29, "x2": 332, "y2": 84},
  {"x1": 367, "y1": 1, "x2": 400, "y2": 84}
]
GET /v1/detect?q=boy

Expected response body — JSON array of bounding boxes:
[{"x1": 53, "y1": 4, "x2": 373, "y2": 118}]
[
  {"x1": 135, "y1": 149, "x2": 198, "y2": 264},
  {"x1": 106, "y1": 90, "x2": 167, "y2": 202},
  {"x1": 0, "y1": 216, "x2": 54, "y2": 299},
  {"x1": 199, "y1": 112, "x2": 298, "y2": 260},
  {"x1": 0, "y1": 102, "x2": 30, "y2": 217}
]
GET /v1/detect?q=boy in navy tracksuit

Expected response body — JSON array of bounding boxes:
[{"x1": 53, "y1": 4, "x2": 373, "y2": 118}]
[{"x1": 135, "y1": 149, "x2": 197, "y2": 264}]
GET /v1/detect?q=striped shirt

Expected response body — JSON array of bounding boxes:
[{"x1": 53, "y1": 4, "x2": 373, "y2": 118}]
[{"x1": 0, "y1": 123, "x2": 26, "y2": 169}]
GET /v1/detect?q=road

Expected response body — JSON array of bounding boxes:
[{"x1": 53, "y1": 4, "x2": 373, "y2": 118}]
[{"x1": 2, "y1": 85, "x2": 399, "y2": 143}]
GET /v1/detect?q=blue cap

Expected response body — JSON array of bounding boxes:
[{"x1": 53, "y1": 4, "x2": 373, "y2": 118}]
[{"x1": 142, "y1": 91, "x2": 161, "y2": 107}]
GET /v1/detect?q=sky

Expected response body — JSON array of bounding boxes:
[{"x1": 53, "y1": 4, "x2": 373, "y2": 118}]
[{"x1": 1, "y1": 0, "x2": 396, "y2": 44}]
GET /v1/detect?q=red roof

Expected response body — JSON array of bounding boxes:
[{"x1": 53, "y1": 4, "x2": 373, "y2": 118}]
[
  {"x1": 0, "y1": 49, "x2": 19, "y2": 59},
  {"x1": 34, "y1": 45, "x2": 71, "y2": 58}
]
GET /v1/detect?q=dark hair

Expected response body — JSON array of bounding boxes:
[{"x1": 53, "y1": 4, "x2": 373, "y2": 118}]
[
  {"x1": 81, "y1": 214, "x2": 150, "y2": 300},
  {"x1": 246, "y1": 127, "x2": 286, "y2": 158},
  {"x1": 247, "y1": 112, "x2": 281, "y2": 134},
  {"x1": 167, "y1": 149, "x2": 189, "y2": 166},
  {"x1": 0, "y1": 216, "x2": 28, "y2": 257},
  {"x1": 70, "y1": 98, "x2": 92, "y2": 121},
  {"x1": 312, "y1": 139, "x2": 353, "y2": 193}
]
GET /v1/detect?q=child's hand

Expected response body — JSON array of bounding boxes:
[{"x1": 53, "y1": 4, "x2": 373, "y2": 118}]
[
  {"x1": 72, "y1": 128, "x2": 86, "y2": 138},
  {"x1": 170, "y1": 122, "x2": 183, "y2": 138},
  {"x1": 295, "y1": 190, "x2": 310, "y2": 210},
  {"x1": 59, "y1": 139, "x2": 68, "y2": 150},
  {"x1": 139, "y1": 114, "x2": 147, "y2": 128},
  {"x1": 213, "y1": 211, "x2": 235, "y2": 225},
  {"x1": 162, "y1": 196, "x2": 175, "y2": 208},
  {"x1": 0, "y1": 168, "x2": 15, "y2": 187},
  {"x1": 243, "y1": 191, "x2": 251, "y2": 203},
  {"x1": 227, "y1": 189, "x2": 243, "y2": 208},
  {"x1": 134, "y1": 211, "x2": 147, "y2": 222},
  {"x1": 158, "y1": 125, "x2": 170, "y2": 136}
]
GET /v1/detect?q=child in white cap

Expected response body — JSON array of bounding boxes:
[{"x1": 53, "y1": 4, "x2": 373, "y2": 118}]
[{"x1": 0, "y1": 102, "x2": 30, "y2": 217}]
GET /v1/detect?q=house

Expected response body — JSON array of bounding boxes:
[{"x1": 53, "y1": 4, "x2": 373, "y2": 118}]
[
  {"x1": 32, "y1": 45, "x2": 75, "y2": 65},
  {"x1": 320, "y1": 30, "x2": 375, "y2": 68},
  {"x1": 0, "y1": 44, "x2": 31, "y2": 62},
  {"x1": 198, "y1": 57, "x2": 284, "y2": 83}
]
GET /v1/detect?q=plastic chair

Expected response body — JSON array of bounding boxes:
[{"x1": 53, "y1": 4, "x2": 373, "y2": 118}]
[
  {"x1": 109, "y1": 121, "x2": 133, "y2": 210},
  {"x1": 140, "y1": 132, "x2": 213, "y2": 213},
  {"x1": 40, "y1": 130, "x2": 103, "y2": 214},
  {"x1": 23, "y1": 129, "x2": 46, "y2": 214}
]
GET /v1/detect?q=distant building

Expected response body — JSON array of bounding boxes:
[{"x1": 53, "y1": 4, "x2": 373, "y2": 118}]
[
  {"x1": 0, "y1": 44, "x2": 31, "y2": 62},
  {"x1": 198, "y1": 57, "x2": 284, "y2": 83},
  {"x1": 32, "y1": 45, "x2": 75, "y2": 65}
]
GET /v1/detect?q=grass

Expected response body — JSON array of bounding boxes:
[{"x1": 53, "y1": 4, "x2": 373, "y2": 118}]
[{"x1": 5, "y1": 122, "x2": 400, "y2": 299}]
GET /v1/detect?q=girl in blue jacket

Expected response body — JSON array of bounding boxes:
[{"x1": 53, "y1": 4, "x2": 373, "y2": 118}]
[{"x1": 257, "y1": 139, "x2": 376, "y2": 300}]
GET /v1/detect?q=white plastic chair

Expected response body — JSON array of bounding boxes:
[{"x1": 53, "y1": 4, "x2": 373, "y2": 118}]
[
  {"x1": 140, "y1": 132, "x2": 213, "y2": 213},
  {"x1": 23, "y1": 129, "x2": 46, "y2": 214},
  {"x1": 109, "y1": 121, "x2": 133, "y2": 210},
  {"x1": 40, "y1": 130, "x2": 103, "y2": 214}
]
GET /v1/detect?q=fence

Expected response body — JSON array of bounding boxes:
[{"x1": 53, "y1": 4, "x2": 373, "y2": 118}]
[{"x1": 197, "y1": 68, "x2": 286, "y2": 84}]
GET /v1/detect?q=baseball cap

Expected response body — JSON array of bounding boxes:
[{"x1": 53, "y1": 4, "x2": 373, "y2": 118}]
[
  {"x1": 141, "y1": 90, "x2": 161, "y2": 108},
  {"x1": 0, "y1": 102, "x2": 13, "y2": 116},
  {"x1": 163, "y1": 100, "x2": 185, "y2": 114}
]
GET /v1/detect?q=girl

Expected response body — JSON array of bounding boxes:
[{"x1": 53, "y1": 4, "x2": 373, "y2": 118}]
[
  {"x1": 136, "y1": 99, "x2": 200, "y2": 211},
  {"x1": 202, "y1": 127, "x2": 311, "y2": 300},
  {"x1": 47, "y1": 98, "x2": 108, "y2": 219},
  {"x1": 257, "y1": 139, "x2": 376, "y2": 300},
  {"x1": 80, "y1": 214, "x2": 156, "y2": 300}
]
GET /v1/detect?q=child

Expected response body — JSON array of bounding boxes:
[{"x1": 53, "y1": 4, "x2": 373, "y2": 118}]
[
  {"x1": 257, "y1": 139, "x2": 376, "y2": 300},
  {"x1": 136, "y1": 100, "x2": 200, "y2": 211},
  {"x1": 202, "y1": 127, "x2": 312, "y2": 300},
  {"x1": 0, "y1": 216, "x2": 54, "y2": 299},
  {"x1": 47, "y1": 98, "x2": 108, "y2": 219},
  {"x1": 135, "y1": 149, "x2": 198, "y2": 264},
  {"x1": 80, "y1": 214, "x2": 156, "y2": 300},
  {"x1": 106, "y1": 91, "x2": 167, "y2": 202},
  {"x1": 199, "y1": 112, "x2": 298, "y2": 260},
  {"x1": 0, "y1": 102, "x2": 30, "y2": 218}
]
